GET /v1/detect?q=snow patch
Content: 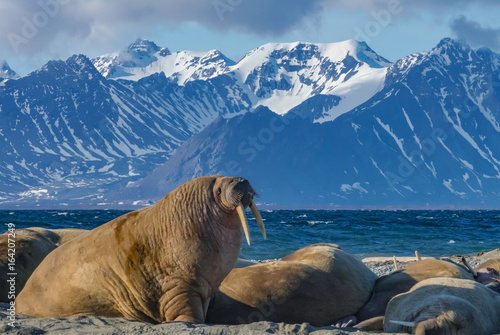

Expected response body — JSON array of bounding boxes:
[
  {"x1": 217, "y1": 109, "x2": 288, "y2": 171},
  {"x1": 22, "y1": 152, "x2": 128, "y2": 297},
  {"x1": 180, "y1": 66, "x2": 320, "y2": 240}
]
[{"x1": 340, "y1": 182, "x2": 368, "y2": 194}]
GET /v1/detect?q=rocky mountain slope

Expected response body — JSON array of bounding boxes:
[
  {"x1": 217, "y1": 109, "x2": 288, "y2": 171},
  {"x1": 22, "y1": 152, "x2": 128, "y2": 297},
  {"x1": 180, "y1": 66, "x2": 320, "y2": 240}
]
[
  {"x1": 125, "y1": 39, "x2": 500, "y2": 208},
  {"x1": 1, "y1": 38, "x2": 498, "y2": 208}
]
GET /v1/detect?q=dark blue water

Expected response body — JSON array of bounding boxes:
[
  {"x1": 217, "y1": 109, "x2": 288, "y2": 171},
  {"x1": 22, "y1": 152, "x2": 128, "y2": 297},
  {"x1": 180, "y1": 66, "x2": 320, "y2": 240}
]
[{"x1": 1, "y1": 210, "x2": 498, "y2": 260}]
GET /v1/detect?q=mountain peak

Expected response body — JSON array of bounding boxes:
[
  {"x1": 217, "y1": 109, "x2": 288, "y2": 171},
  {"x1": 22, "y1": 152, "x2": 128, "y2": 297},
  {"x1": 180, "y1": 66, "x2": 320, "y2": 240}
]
[
  {"x1": 240, "y1": 40, "x2": 391, "y2": 71},
  {"x1": 0, "y1": 60, "x2": 19, "y2": 79},
  {"x1": 390, "y1": 38, "x2": 476, "y2": 77},
  {"x1": 32, "y1": 55, "x2": 101, "y2": 81},
  {"x1": 128, "y1": 38, "x2": 162, "y2": 53},
  {"x1": 92, "y1": 39, "x2": 233, "y2": 83},
  {"x1": 234, "y1": 39, "x2": 391, "y2": 122},
  {"x1": 433, "y1": 38, "x2": 473, "y2": 57},
  {"x1": 436, "y1": 37, "x2": 467, "y2": 50},
  {"x1": 66, "y1": 54, "x2": 103, "y2": 80}
]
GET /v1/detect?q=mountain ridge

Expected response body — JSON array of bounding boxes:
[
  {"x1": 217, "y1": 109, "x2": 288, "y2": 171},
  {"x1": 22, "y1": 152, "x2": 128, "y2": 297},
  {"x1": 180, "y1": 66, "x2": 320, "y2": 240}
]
[
  {"x1": 0, "y1": 60, "x2": 19, "y2": 80},
  {"x1": 1, "y1": 38, "x2": 499, "y2": 208},
  {"x1": 120, "y1": 38, "x2": 500, "y2": 209}
]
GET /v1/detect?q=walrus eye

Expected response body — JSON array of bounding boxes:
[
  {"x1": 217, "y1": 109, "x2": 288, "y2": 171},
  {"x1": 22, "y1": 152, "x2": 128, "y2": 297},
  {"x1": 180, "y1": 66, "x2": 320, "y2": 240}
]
[{"x1": 215, "y1": 187, "x2": 222, "y2": 196}]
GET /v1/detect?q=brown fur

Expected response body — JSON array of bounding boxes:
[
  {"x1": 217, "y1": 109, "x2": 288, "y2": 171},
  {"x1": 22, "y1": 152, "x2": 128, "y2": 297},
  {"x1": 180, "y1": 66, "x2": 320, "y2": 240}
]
[
  {"x1": 476, "y1": 259, "x2": 500, "y2": 272},
  {"x1": 356, "y1": 259, "x2": 474, "y2": 328},
  {"x1": 384, "y1": 277, "x2": 500, "y2": 335},
  {"x1": 206, "y1": 243, "x2": 377, "y2": 326},
  {"x1": 16, "y1": 176, "x2": 257, "y2": 323},
  {"x1": 0, "y1": 228, "x2": 87, "y2": 302}
]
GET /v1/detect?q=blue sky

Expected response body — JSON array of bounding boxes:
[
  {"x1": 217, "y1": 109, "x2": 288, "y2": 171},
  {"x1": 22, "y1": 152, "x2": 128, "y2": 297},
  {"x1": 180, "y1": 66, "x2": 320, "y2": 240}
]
[{"x1": 1, "y1": 0, "x2": 500, "y2": 75}]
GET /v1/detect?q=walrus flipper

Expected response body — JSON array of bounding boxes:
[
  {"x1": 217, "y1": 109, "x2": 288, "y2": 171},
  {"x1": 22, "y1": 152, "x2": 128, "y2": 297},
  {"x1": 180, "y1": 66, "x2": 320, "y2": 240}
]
[{"x1": 161, "y1": 291, "x2": 205, "y2": 323}]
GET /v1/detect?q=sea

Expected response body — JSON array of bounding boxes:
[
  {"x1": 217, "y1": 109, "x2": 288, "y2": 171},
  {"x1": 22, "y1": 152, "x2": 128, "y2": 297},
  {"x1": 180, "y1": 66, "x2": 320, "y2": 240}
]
[{"x1": 1, "y1": 210, "x2": 499, "y2": 260}]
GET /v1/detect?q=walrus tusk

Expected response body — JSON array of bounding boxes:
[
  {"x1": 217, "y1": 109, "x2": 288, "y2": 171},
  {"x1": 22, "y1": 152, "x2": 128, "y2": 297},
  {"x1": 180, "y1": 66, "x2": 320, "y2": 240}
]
[
  {"x1": 237, "y1": 203, "x2": 251, "y2": 245},
  {"x1": 389, "y1": 320, "x2": 415, "y2": 327},
  {"x1": 393, "y1": 256, "x2": 399, "y2": 270},
  {"x1": 461, "y1": 257, "x2": 478, "y2": 277},
  {"x1": 250, "y1": 201, "x2": 266, "y2": 240},
  {"x1": 415, "y1": 250, "x2": 421, "y2": 261}
]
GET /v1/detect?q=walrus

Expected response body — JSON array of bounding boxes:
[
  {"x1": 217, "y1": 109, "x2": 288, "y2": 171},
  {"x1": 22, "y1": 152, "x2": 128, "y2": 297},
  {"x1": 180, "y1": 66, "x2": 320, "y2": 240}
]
[
  {"x1": 0, "y1": 227, "x2": 88, "y2": 302},
  {"x1": 355, "y1": 258, "x2": 474, "y2": 329},
  {"x1": 206, "y1": 243, "x2": 377, "y2": 326},
  {"x1": 471, "y1": 259, "x2": 500, "y2": 293},
  {"x1": 384, "y1": 277, "x2": 500, "y2": 334},
  {"x1": 476, "y1": 258, "x2": 500, "y2": 272},
  {"x1": 22, "y1": 227, "x2": 90, "y2": 246},
  {"x1": 16, "y1": 176, "x2": 265, "y2": 323}
]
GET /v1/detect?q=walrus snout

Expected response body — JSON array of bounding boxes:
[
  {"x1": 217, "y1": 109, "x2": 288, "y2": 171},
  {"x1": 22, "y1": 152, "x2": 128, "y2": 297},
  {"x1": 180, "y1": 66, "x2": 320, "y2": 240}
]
[
  {"x1": 218, "y1": 177, "x2": 266, "y2": 246},
  {"x1": 476, "y1": 267, "x2": 500, "y2": 293},
  {"x1": 224, "y1": 178, "x2": 255, "y2": 208}
]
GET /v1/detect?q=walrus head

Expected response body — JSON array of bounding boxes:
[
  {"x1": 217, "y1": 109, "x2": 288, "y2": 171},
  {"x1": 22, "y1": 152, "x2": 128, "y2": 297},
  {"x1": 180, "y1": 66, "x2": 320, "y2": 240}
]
[
  {"x1": 213, "y1": 176, "x2": 266, "y2": 245},
  {"x1": 476, "y1": 267, "x2": 500, "y2": 293}
]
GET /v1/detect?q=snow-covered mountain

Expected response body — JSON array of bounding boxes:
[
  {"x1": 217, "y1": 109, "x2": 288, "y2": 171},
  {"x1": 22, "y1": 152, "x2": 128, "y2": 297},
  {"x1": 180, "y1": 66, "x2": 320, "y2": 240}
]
[
  {"x1": 232, "y1": 40, "x2": 391, "y2": 122},
  {"x1": 0, "y1": 60, "x2": 19, "y2": 80},
  {"x1": 1, "y1": 38, "x2": 499, "y2": 208},
  {"x1": 92, "y1": 38, "x2": 235, "y2": 84},
  {"x1": 122, "y1": 38, "x2": 500, "y2": 209},
  {"x1": 93, "y1": 39, "x2": 392, "y2": 122},
  {"x1": 0, "y1": 54, "x2": 247, "y2": 207}
]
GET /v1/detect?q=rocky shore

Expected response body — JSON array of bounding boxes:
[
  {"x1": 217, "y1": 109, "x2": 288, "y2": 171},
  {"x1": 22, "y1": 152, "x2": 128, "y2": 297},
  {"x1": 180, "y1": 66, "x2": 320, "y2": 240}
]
[{"x1": 2, "y1": 249, "x2": 498, "y2": 335}]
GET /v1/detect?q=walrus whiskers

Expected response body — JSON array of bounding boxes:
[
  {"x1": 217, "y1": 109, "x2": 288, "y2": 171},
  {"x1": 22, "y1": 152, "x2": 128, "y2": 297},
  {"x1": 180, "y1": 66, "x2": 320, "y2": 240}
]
[{"x1": 250, "y1": 201, "x2": 266, "y2": 240}]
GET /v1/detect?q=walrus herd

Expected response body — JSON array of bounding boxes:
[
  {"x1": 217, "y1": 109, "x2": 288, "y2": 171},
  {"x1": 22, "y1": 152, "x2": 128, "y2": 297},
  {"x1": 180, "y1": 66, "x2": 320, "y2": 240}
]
[
  {"x1": 206, "y1": 243, "x2": 377, "y2": 326},
  {"x1": 1, "y1": 176, "x2": 500, "y2": 334}
]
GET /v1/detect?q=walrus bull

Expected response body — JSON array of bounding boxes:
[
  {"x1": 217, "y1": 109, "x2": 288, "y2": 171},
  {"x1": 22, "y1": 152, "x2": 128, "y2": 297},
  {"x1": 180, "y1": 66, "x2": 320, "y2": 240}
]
[
  {"x1": 16, "y1": 176, "x2": 265, "y2": 324},
  {"x1": 384, "y1": 277, "x2": 500, "y2": 334},
  {"x1": 0, "y1": 227, "x2": 87, "y2": 302},
  {"x1": 355, "y1": 258, "x2": 473, "y2": 329},
  {"x1": 206, "y1": 243, "x2": 377, "y2": 326}
]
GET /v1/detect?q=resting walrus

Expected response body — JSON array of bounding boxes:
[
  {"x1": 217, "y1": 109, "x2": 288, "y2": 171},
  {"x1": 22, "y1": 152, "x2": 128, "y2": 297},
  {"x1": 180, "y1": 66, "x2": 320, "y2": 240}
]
[
  {"x1": 477, "y1": 258, "x2": 500, "y2": 272},
  {"x1": 355, "y1": 258, "x2": 473, "y2": 330},
  {"x1": 16, "y1": 176, "x2": 265, "y2": 323},
  {"x1": 206, "y1": 243, "x2": 377, "y2": 326},
  {"x1": 0, "y1": 227, "x2": 88, "y2": 302},
  {"x1": 471, "y1": 259, "x2": 500, "y2": 293},
  {"x1": 384, "y1": 277, "x2": 500, "y2": 334}
]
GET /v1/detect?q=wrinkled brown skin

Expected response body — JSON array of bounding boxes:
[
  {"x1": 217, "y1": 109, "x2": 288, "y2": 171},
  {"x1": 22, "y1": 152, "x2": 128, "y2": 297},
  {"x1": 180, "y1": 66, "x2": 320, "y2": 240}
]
[
  {"x1": 0, "y1": 228, "x2": 88, "y2": 302},
  {"x1": 206, "y1": 243, "x2": 377, "y2": 327},
  {"x1": 16, "y1": 176, "x2": 255, "y2": 324},
  {"x1": 477, "y1": 258, "x2": 500, "y2": 272},
  {"x1": 355, "y1": 259, "x2": 474, "y2": 330},
  {"x1": 384, "y1": 278, "x2": 500, "y2": 335}
]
